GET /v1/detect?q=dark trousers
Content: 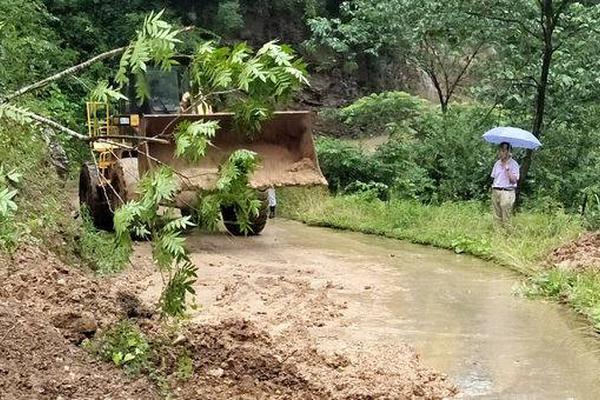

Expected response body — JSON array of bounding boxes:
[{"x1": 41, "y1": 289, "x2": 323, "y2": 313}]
[{"x1": 269, "y1": 206, "x2": 276, "y2": 218}]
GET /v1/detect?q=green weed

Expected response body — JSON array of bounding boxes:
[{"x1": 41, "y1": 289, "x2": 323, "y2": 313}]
[
  {"x1": 175, "y1": 351, "x2": 194, "y2": 381},
  {"x1": 523, "y1": 270, "x2": 600, "y2": 330},
  {"x1": 79, "y1": 208, "x2": 131, "y2": 274},
  {"x1": 83, "y1": 321, "x2": 150, "y2": 374}
]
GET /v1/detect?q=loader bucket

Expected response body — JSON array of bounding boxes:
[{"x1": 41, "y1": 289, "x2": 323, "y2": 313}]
[{"x1": 137, "y1": 111, "x2": 326, "y2": 199}]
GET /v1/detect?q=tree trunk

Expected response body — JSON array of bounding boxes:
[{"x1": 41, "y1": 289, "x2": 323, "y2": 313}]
[{"x1": 520, "y1": 0, "x2": 555, "y2": 190}]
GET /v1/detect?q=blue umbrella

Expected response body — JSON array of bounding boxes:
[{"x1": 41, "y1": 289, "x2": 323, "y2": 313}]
[{"x1": 482, "y1": 127, "x2": 542, "y2": 150}]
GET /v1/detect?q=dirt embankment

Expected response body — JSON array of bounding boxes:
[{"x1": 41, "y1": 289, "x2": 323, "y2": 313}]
[
  {"x1": 549, "y1": 232, "x2": 600, "y2": 272},
  {"x1": 0, "y1": 231, "x2": 456, "y2": 399},
  {"x1": 0, "y1": 246, "x2": 156, "y2": 399}
]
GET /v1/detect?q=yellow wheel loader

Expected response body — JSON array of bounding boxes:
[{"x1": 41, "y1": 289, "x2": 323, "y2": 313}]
[{"x1": 79, "y1": 65, "x2": 326, "y2": 235}]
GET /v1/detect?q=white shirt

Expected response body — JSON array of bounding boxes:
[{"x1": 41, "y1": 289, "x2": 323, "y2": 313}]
[{"x1": 267, "y1": 188, "x2": 276, "y2": 207}]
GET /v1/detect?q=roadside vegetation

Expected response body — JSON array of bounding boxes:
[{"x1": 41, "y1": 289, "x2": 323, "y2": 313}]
[{"x1": 280, "y1": 187, "x2": 582, "y2": 272}]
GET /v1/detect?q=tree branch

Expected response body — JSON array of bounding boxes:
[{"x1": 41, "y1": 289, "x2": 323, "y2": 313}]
[
  {"x1": 1, "y1": 47, "x2": 126, "y2": 103},
  {"x1": 447, "y1": 41, "x2": 485, "y2": 100},
  {"x1": 24, "y1": 111, "x2": 88, "y2": 140},
  {"x1": 463, "y1": 11, "x2": 538, "y2": 38},
  {"x1": 91, "y1": 135, "x2": 170, "y2": 144},
  {"x1": 1, "y1": 25, "x2": 194, "y2": 103}
]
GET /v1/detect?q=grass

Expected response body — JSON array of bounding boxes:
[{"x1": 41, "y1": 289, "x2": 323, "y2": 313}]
[
  {"x1": 0, "y1": 123, "x2": 130, "y2": 274},
  {"x1": 82, "y1": 320, "x2": 151, "y2": 374},
  {"x1": 79, "y1": 210, "x2": 131, "y2": 274},
  {"x1": 279, "y1": 187, "x2": 600, "y2": 330},
  {"x1": 279, "y1": 187, "x2": 582, "y2": 272},
  {"x1": 523, "y1": 270, "x2": 600, "y2": 330}
]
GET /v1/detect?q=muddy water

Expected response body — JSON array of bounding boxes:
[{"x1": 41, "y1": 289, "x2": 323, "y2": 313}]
[{"x1": 271, "y1": 220, "x2": 600, "y2": 399}]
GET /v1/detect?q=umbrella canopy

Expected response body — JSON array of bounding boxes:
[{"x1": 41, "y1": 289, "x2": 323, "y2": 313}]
[{"x1": 482, "y1": 127, "x2": 542, "y2": 150}]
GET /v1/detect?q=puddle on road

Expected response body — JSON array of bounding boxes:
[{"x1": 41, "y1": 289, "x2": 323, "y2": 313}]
[{"x1": 273, "y1": 220, "x2": 600, "y2": 399}]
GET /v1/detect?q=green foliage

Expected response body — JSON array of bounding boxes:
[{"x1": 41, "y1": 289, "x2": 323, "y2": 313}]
[
  {"x1": 327, "y1": 91, "x2": 433, "y2": 136},
  {"x1": 115, "y1": 9, "x2": 182, "y2": 103},
  {"x1": 83, "y1": 321, "x2": 150, "y2": 374},
  {"x1": 160, "y1": 262, "x2": 198, "y2": 317},
  {"x1": 524, "y1": 270, "x2": 600, "y2": 331},
  {"x1": 113, "y1": 167, "x2": 196, "y2": 318},
  {"x1": 174, "y1": 120, "x2": 219, "y2": 162},
  {"x1": 343, "y1": 181, "x2": 389, "y2": 202},
  {"x1": 315, "y1": 137, "x2": 387, "y2": 195},
  {"x1": 79, "y1": 208, "x2": 130, "y2": 274},
  {"x1": 0, "y1": 103, "x2": 33, "y2": 125},
  {"x1": 89, "y1": 81, "x2": 128, "y2": 103},
  {"x1": 175, "y1": 351, "x2": 194, "y2": 381},
  {"x1": 190, "y1": 39, "x2": 308, "y2": 132},
  {"x1": 580, "y1": 186, "x2": 600, "y2": 230},
  {"x1": 215, "y1": 0, "x2": 245, "y2": 36},
  {"x1": 0, "y1": 0, "x2": 75, "y2": 92},
  {"x1": 0, "y1": 165, "x2": 20, "y2": 250},
  {"x1": 192, "y1": 150, "x2": 261, "y2": 234},
  {"x1": 317, "y1": 93, "x2": 501, "y2": 203}
]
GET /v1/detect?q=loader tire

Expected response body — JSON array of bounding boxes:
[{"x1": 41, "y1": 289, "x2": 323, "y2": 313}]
[
  {"x1": 108, "y1": 157, "x2": 140, "y2": 208},
  {"x1": 79, "y1": 162, "x2": 113, "y2": 230},
  {"x1": 221, "y1": 190, "x2": 268, "y2": 236}
]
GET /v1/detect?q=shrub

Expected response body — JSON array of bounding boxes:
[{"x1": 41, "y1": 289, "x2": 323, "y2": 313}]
[
  {"x1": 83, "y1": 321, "x2": 150, "y2": 374},
  {"x1": 319, "y1": 91, "x2": 433, "y2": 137},
  {"x1": 316, "y1": 96, "x2": 501, "y2": 203}
]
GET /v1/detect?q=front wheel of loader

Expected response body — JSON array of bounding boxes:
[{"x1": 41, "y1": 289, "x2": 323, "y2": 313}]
[
  {"x1": 221, "y1": 190, "x2": 268, "y2": 236},
  {"x1": 79, "y1": 162, "x2": 113, "y2": 230}
]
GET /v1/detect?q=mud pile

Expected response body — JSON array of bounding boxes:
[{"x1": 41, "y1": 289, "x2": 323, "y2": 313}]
[
  {"x1": 0, "y1": 246, "x2": 157, "y2": 399},
  {"x1": 549, "y1": 232, "x2": 600, "y2": 272}
]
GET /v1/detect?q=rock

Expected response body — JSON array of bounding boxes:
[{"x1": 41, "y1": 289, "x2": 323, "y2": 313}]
[
  {"x1": 173, "y1": 334, "x2": 187, "y2": 345},
  {"x1": 208, "y1": 367, "x2": 224, "y2": 378},
  {"x1": 51, "y1": 311, "x2": 97, "y2": 344}
]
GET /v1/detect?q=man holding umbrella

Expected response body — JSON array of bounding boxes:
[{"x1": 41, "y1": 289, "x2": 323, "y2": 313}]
[
  {"x1": 483, "y1": 127, "x2": 541, "y2": 225},
  {"x1": 490, "y1": 142, "x2": 519, "y2": 224}
]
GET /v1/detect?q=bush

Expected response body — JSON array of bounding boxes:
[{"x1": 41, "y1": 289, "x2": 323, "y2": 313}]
[
  {"x1": 316, "y1": 96, "x2": 502, "y2": 203},
  {"x1": 83, "y1": 321, "x2": 150, "y2": 374},
  {"x1": 320, "y1": 91, "x2": 433, "y2": 137},
  {"x1": 215, "y1": 0, "x2": 244, "y2": 36},
  {"x1": 315, "y1": 137, "x2": 388, "y2": 193}
]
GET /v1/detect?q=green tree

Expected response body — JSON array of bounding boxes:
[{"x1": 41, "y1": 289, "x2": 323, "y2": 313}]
[
  {"x1": 306, "y1": 0, "x2": 488, "y2": 111},
  {"x1": 465, "y1": 0, "x2": 600, "y2": 186}
]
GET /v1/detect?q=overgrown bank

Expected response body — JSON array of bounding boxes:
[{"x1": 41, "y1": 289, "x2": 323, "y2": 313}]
[
  {"x1": 279, "y1": 187, "x2": 582, "y2": 271},
  {"x1": 279, "y1": 187, "x2": 600, "y2": 330}
]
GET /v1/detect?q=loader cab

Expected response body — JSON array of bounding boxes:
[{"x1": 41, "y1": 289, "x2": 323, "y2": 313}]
[{"x1": 121, "y1": 64, "x2": 190, "y2": 115}]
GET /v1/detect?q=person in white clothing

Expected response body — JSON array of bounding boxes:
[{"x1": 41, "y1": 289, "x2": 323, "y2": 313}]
[
  {"x1": 267, "y1": 186, "x2": 276, "y2": 219},
  {"x1": 490, "y1": 142, "x2": 520, "y2": 225}
]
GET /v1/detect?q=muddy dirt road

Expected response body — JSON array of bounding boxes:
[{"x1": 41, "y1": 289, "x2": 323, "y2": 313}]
[{"x1": 138, "y1": 219, "x2": 600, "y2": 399}]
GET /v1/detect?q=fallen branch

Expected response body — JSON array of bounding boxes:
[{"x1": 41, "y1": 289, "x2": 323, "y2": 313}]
[
  {"x1": 1, "y1": 26, "x2": 194, "y2": 104},
  {"x1": 24, "y1": 111, "x2": 88, "y2": 141},
  {"x1": 91, "y1": 135, "x2": 170, "y2": 144},
  {"x1": 1, "y1": 47, "x2": 126, "y2": 104}
]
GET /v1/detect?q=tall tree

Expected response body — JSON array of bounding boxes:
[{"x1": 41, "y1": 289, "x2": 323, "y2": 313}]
[
  {"x1": 464, "y1": 0, "x2": 600, "y2": 186},
  {"x1": 306, "y1": 0, "x2": 488, "y2": 112}
]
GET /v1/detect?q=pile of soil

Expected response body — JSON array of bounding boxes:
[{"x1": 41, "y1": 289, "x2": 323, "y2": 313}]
[
  {"x1": 549, "y1": 233, "x2": 600, "y2": 272},
  {"x1": 0, "y1": 246, "x2": 157, "y2": 399}
]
